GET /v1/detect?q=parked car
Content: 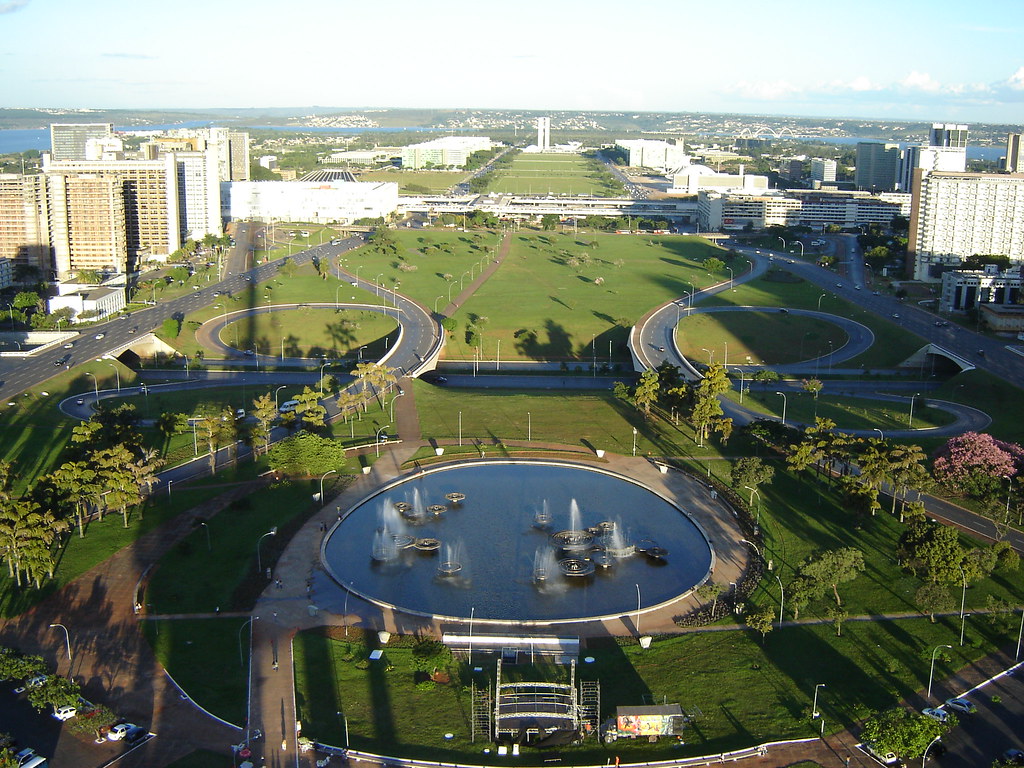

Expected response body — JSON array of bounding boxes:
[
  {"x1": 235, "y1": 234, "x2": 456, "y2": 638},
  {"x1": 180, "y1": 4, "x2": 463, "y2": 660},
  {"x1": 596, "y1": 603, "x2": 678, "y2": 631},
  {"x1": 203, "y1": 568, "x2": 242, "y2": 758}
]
[
  {"x1": 921, "y1": 707, "x2": 949, "y2": 723},
  {"x1": 14, "y1": 748, "x2": 36, "y2": 766},
  {"x1": 945, "y1": 697, "x2": 976, "y2": 714},
  {"x1": 52, "y1": 705, "x2": 77, "y2": 720},
  {"x1": 123, "y1": 726, "x2": 149, "y2": 745},
  {"x1": 25, "y1": 675, "x2": 47, "y2": 688},
  {"x1": 107, "y1": 722, "x2": 137, "y2": 741},
  {"x1": 1002, "y1": 749, "x2": 1024, "y2": 765}
]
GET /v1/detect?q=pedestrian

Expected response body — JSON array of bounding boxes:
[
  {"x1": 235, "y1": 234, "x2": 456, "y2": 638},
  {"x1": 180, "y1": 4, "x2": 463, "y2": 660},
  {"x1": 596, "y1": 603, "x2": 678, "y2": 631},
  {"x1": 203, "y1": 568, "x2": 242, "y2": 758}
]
[
  {"x1": 276, "y1": 578, "x2": 283, "y2": 589},
  {"x1": 273, "y1": 660, "x2": 279, "y2": 671}
]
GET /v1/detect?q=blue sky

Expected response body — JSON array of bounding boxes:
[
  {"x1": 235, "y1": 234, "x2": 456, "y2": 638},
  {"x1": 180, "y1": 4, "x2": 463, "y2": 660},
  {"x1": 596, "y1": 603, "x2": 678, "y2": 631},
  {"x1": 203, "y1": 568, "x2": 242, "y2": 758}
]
[{"x1": 2, "y1": 0, "x2": 1022, "y2": 123}]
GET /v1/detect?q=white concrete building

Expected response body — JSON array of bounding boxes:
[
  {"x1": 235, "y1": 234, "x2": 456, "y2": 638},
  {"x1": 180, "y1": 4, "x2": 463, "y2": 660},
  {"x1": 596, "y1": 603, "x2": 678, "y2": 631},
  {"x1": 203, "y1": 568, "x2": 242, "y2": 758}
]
[
  {"x1": 400, "y1": 137, "x2": 491, "y2": 169},
  {"x1": 224, "y1": 180, "x2": 399, "y2": 224},
  {"x1": 670, "y1": 165, "x2": 768, "y2": 195},
  {"x1": 47, "y1": 284, "x2": 126, "y2": 322},
  {"x1": 697, "y1": 189, "x2": 909, "y2": 231},
  {"x1": 615, "y1": 140, "x2": 688, "y2": 173},
  {"x1": 1006, "y1": 133, "x2": 1024, "y2": 174},
  {"x1": 939, "y1": 265, "x2": 1023, "y2": 312},
  {"x1": 810, "y1": 158, "x2": 837, "y2": 183},
  {"x1": 909, "y1": 171, "x2": 1024, "y2": 280}
]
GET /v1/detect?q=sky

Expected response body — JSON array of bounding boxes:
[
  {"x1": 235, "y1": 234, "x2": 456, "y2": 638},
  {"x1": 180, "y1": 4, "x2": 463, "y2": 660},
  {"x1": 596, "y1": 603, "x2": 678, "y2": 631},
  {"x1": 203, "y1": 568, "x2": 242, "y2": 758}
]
[{"x1": 2, "y1": 0, "x2": 1022, "y2": 124}]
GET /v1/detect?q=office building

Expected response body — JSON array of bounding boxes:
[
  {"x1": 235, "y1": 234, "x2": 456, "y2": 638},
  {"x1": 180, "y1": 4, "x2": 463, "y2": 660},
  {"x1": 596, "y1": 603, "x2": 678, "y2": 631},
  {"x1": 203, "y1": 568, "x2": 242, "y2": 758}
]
[
  {"x1": 898, "y1": 124, "x2": 968, "y2": 191},
  {"x1": 810, "y1": 158, "x2": 837, "y2": 183},
  {"x1": 0, "y1": 173, "x2": 51, "y2": 274},
  {"x1": 909, "y1": 170, "x2": 1024, "y2": 280},
  {"x1": 1006, "y1": 133, "x2": 1024, "y2": 174},
  {"x1": 698, "y1": 189, "x2": 910, "y2": 231},
  {"x1": 50, "y1": 123, "x2": 115, "y2": 161},
  {"x1": 939, "y1": 265, "x2": 1023, "y2": 312},
  {"x1": 537, "y1": 117, "x2": 551, "y2": 152},
  {"x1": 225, "y1": 180, "x2": 398, "y2": 224},
  {"x1": 615, "y1": 139, "x2": 688, "y2": 173},
  {"x1": 400, "y1": 137, "x2": 492, "y2": 169},
  {"x1": 171, "y1": 149, "x2": 223, "y2": 241},
  {"x1": 47, "y1": 284, "x2": 126, "y2": 322},
  {"x1": 855, "y1": 142, "x2": 901, "y2": 192},
  {"x1": 670, "y1": 165, "x2": 768, "y2": 195}
]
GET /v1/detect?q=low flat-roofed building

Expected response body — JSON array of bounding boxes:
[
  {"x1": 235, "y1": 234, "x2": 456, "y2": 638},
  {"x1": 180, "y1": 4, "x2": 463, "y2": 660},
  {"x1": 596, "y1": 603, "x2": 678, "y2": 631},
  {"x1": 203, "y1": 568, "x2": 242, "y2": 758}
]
[
  {"x1": 47, "y1": 284, "x2": 125, "y2": 322},
  {"x1": 980, "y1": 303, "x2": 1024, "y2": 333},
  {"x1": 670, "y1": 165, "x2": 768, "y2": 195},
  {"x1": 225, "y1": 180, "x2": 398, "y2": 224},
  {"x1": 940, "y1": 265, "x2": 1023, "y2": 312},
  {"x1": 400, "y1": 137, "x2": 491, "y2": 169}
]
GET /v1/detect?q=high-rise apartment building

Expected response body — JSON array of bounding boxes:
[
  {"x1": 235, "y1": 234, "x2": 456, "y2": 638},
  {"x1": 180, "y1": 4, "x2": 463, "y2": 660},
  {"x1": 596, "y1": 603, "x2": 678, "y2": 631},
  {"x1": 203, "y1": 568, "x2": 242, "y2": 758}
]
[
  {"x1": 810, "y1": 158, "x2": 837, "y2": 183},
  {"x1": 46, "y1": 173, "x2": 128, "y2": 277},
  {"x1": 0, "y1": 173, "x2": 51, "y2": 274},
  {"x1": 1006, "y1": 133, "x2": 1024, "y2": 173},
  {"x1": 44, "y1": 155, "x2": 180, "y2": 275},
  {"x1": 930, "y1": 123, "x2": 969, "y2": 148},
  {"x1": 205, "y1": 128, "x2": 251, "y2": 181},
  {"x1": 898, "y1": 124, "x2": 968, "y2": 191},
  {"x1": 855, "y1": 142, "x2": 901, "y2": 192},
  {"x1": 909, "y1": 169, "x2": 1024, "y2": 280},
  {"x1": 50, "y1": 123, "x2": 115, "y2": 161}
]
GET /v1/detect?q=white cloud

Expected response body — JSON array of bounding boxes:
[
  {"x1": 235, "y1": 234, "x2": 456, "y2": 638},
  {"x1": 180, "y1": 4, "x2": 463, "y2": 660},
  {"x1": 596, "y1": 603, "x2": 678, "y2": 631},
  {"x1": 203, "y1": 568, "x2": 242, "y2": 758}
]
[
  {"x1": 899, "y1": 71, "x2": 943, "y2": 93},
  {"x1": 0, "y1": 0, "x2": 29, "y2": 12},
  {"x1": 1007, "y1": 66, "x2": 1024, "y2": 91}
]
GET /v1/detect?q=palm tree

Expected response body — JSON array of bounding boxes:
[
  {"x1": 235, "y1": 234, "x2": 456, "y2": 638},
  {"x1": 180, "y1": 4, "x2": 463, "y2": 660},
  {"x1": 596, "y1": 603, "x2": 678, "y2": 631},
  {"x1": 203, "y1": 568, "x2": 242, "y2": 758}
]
[
  {"x1": 49, "y1": 461, "x2": 99, "y2": 537},
  {"x1": 351, "y1": 362, "x2": 397, "y2": 409}
]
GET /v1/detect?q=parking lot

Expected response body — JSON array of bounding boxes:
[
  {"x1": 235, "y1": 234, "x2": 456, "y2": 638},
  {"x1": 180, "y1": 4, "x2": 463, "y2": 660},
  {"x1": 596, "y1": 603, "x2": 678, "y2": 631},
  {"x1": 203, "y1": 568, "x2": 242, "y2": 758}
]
[
  {"x1": 928, "y1": 665, "x2": 1024, "y2": 767},
  {"x1": 0, "y1": 685, "x2": 124, "y2": 768}
]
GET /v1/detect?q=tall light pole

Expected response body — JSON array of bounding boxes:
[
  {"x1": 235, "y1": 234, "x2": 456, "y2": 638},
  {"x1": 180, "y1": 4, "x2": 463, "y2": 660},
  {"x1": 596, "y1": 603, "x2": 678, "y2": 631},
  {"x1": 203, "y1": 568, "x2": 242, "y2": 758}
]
[
  {"x1": 256, "y1": 527, "x2": 278, "y2": 574},
  {"x1": 319, "y1": 361, "x2": 334, "y2": 397},
  {"x1": 358, "y1": 345, "x2": 367, "y2": 361},
  {"x1": 448, "y1": 281, "x2": 458, "y2": 302},
  {"x1": 927, "y1": 644, "x2": 952, "y2": 699},
  {"x1": 909, "y1": 392, "x2": 920, "y2": 428},
  {"x1": 1003, "y1": 475, "x2": 1013, "y2": 522},
  {"x1": 458, "y1": 410, "x2": 463, "y2": 447},
  {"x1": 335, "y1": 284, "x2": 345, "y2": 310},
  {"x1": 527, "y1": 411, "x2": 531, "y2": 442},
  {"x1": 873, "y1": 428, "x2": 884, "y2": 441},
  {"x1": 275, "y1": 385, "x2": 287, "y2": 410},
  {"x1": 812, "y1": 683, "x2": 825, "y2": 718},
  {"x1": 817, "y1": 292, "x2": 826, "y2": 311},
  {"x1": 101, "y1": 356, "x2": 120, "y2": 392},
  {"x1": 774, "y1": 572, "x2": 785, "y2": 627},
  {"x1": 775, "y1": 391, "x2": 787, "y2": 426},
  {"x1": 632, "y1": 427, "x2": 638, "y2": 457},
  {"x1": 635, "y1": 583, "x2": 641, "y2": 636},
  {"x1": 922, "y1": 735, "x2": 942, "y2": 768},
  {"x1": 320, "y1": 470, "x2": 336, "y2": 502},
  {"x1": 251, "y1": 343, "x2": 259, "y2": 370},
  {"x1": 238, "y1": 616, "x2": 256, "y2": 667},
  {"x1": 726, "y1": 265, "x2": 734, "y2": 290},
  {"x1": 197, "y1": 520, "x2": 211, "y2": 550},
  {"x1": 957, "y1": 563, "x2": 967, "y2": 646},
  {"x1": 375, "y1": 426, "x2": 388, "y2": 457},
  {"x1": 85, "y1": 372, "x2": 98, "y2": 403},
  {"x1": 701, "y1": 347, "x2": 713, "y2": 365},
  {"x1": 389, "y1": 390, "x2": 405, "y2": 422},
  {"x1": 49, "y1": 623, "x2": 71, "y2": 662},
  {"x1": 778, "y1": 237, "x2": 786, "y2": 251}
]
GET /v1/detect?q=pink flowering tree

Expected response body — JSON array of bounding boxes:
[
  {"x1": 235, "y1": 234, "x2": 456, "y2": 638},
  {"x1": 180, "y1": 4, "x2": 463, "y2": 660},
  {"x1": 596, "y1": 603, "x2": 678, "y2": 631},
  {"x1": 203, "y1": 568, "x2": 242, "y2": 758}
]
[{"x1": 932, "y1": 432, "x2": 1023, "y2": 499}]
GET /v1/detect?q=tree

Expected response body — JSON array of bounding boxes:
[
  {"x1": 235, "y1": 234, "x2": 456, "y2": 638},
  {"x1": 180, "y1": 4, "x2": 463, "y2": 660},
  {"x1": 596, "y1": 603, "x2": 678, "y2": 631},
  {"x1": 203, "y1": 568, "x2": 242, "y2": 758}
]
[
  {"x1": 250, "y1": 393, "x2": 277, "y2": 458},
  {"x1": 799, "y1": 548, "x2": 865, "y2": 606},
  {"x1": 93, "y1": 444, "x2": 144, "y2": 528},
  {"x1": 633, "y1": 370, "x2": 660, "y2": 418},
  {"x1": 352, "y1": 362, "x2": 397, "y2": 409},
  {"x1": 730, "y1": 457, "x2": 774, "y2": 504},
  {"x1": 267, "y1": 431, "x2": 347, "y2": 476},
  {"x1": 915, "y1": 582, "x2": 953, "y2": 622},
  {"x1": 745, "y1": 607, "x2": 775, "y2": 644},
  {"x1": 825, "y1": 605, "x2": 848, "y2": 636},
  {"x1": 696, "y1": 582, "x2": 723, "y2": 614},
  {"x1": 787, "y1": 575, "x2": 823, "y2": 620},
  {"x1": 294, "y1": 387, "x2": 327, "y2": 429},
  {"x1": 0, "y1": 499, "x2": 65, "y2": 587},
  {"x1": 48, "y1": 461, "x2": 99, "y2": 537},
  {"x1": 27, "y1": 675, "x2": 80, "y2": 712},
  {"x1": 860, "y1": 707, "x2": 952, "y2": 759},
  {"x1": 752, "y1": 369, "x2": 780, "y2": 389},
  {"x1": 540, "y1": 214, "x2": 559, "y2": 230},
  {"x1": 898, "y1": 521, "x2": 965, "y2": 584},
  {"x1": 703, "y1": 256, "x2": 725, "y2": 273},
  {"x1": 156, "y1": 412, "x2": 189, "y2": 441},
  {"x1": 933, "y1": 432, "x2": 1022, "y2": 499},
  {"x1": 12, "y1": 291, "x2": 40, "y2": 311},
  {"x1": 195, "y1": 411, "x2": 231, "y2": 474}
]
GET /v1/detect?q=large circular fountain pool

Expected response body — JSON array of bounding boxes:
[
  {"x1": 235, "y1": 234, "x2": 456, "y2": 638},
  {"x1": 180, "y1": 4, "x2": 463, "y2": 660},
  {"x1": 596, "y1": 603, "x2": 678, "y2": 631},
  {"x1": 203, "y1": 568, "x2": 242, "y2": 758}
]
[{"x1": 321, "y1": 462, "x2": 714, "y2": 624}]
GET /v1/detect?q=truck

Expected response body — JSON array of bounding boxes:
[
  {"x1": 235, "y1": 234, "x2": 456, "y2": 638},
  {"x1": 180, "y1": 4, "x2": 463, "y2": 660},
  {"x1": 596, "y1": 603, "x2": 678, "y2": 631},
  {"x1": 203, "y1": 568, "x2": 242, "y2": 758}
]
[{"x1": 601, "y1": 704, "x2": 688, "y2": 743}]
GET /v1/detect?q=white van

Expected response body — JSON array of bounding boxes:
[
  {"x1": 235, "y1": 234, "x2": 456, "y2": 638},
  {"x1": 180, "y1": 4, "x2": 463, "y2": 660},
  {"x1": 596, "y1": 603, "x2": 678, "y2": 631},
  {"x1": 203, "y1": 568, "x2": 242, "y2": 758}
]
[{"x1": 278, "y1": 400, "x2": 299, "y2": 413}]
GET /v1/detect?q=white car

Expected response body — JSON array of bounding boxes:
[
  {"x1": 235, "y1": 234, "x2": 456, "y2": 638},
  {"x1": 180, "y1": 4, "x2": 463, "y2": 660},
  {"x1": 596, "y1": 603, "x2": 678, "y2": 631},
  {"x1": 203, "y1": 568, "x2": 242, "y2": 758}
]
[
  {"x1": 107, "y1": 722, "x2": 137, "y2": 741},
  {"x1": 944, "y1": 697, "x2": 976, "y2": 714},
  {"x1": 53, "y1": 705, "x2": 77, "y2": 720},
  {"x1": 25, "y1": 675, "x2": 47, "y2": 688},
  {"x1": 94, "y1": 333, "x2": 105, "y2": 340},
  {"x1": 922, "y1": 707, "x2": 949, "y2": 723}
]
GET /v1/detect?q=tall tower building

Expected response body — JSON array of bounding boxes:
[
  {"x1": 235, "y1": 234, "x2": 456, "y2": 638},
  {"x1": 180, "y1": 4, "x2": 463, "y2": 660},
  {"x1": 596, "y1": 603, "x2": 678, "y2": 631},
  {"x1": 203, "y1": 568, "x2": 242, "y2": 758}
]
[
  {"x1": 930, "y1": 123, "x2": 969, "y2": 148},
  {"x1": 207, "y1": 128, "x2": 251, "y2": 181},
  {"x1": 46, "y1": 173, "x2": 128, "y2": 278},
  {"x1": 536, "y1": 117, "x2": 551, "y2": 152},
  {"x1": 855, "y1": 142, "x2": 901, "y2": 192},
  {"x1": 50, "y1": 123, "x2": 115, "y2": 161},
  {"x1": 0, "y1": 174, "x2": 51, "y2": 274},
  {"x1": 810, "y1": 158, "x2": 837, "y2": 183},
  {"x1": 1006, "y1": 133, "x2": 1024, "y2": 173}
]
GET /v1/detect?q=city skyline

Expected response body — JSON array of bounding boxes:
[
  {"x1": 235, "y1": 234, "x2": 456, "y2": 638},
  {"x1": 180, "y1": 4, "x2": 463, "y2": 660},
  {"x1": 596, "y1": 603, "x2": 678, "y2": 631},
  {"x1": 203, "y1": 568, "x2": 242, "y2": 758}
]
[{"x1": 2, "y1": 0, "x2": 1022, "y2": 123}]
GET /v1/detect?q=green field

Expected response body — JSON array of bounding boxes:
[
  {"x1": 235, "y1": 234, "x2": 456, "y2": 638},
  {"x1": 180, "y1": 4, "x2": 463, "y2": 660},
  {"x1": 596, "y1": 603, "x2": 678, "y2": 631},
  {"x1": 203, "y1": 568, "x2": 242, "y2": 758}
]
[
  {"x1": 677, "y1": 311, "x2": 848, "y2": 366},
  {"x1": 483, "y1": 153, "x2": 623, "y2": 196},
  {"x1": 358, "y1": 169, "x2": 465, "y2": 194}
]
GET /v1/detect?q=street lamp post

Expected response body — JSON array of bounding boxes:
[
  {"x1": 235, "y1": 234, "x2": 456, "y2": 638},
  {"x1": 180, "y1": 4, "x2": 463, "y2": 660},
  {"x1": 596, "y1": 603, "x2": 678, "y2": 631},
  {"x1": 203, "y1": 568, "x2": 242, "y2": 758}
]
[
  {"x1": 197, "y1": 520, "x2": 210, "y2": 550},
  {"x1": 49, "y1": 623, "x2": 71, "y2": 662},
  {"x1": 375, "y1": 426, "x2": 388, "y2": 457},
  {"x1": 927, "y1": 644, "x2": 953, "y2": 699},
  {"x1": 1003, "y1": 475, "x2": 1013, "y2": 522},
  {"x1": 320, "y1": 470, "x2": 337, "y2": 503},
  {"x1": 817, "y1": 293, "x2": 826, "y2": 311},
  {"x1": 256, "y1": 527, "x2": 278, "y2": 574},
  {"x1": 812, "y1": 683, "x2": 826, "y2": 718},
  {"x1": 922, "y1": 735, "x2": 942, "y2": 768},
  {"x1": 434, "y1": 295, "x2": 444, "y2": 313},
  {"x1": 738, "y1": 368, "x2": 746, "y2": 404},
  {"x1": 873, "y1": 428, "x2": 884, "y2": 441},
  {"x1": 775, "y1": 391, "x2": 787, "y2": 426},
  {"x1": 319, "y1": 361, "x2": 334, "y2": 397},
  {"x1": 275, "y1": 385, "x2": 287, "y2": 410},
  {"x1": 632, "y1": 427, "x2": 638, "y2": 457},
  {"x1": 358, "y1": 345, "x2": 367, "y2": 361},
  {"x1": 909, "y1": 392, "x2": 920, "y2": 428},
  {"x1": 251, "y1": 343, "x2": 259, "y2": 370},
  {"x1": 778, "y1": 237, "x2": 786, "y2": 251},
  {"x1": 102, "y1": 357, "x2": 120, "y2": 391},
  {"x1": 389, "y1": 390, "x2": 405, "y2": 422},
  {"x1": 743, "y1": 486, "x2": 762, "y2": 523},
  {"x1": 527, "y1": 411, "x2": 532, "y2": 442},
  {"x1": 701, "y1": 347, "x2": 713, "y2": 365},
  {"x1": 459, "y1": 410, "x2": 463, "y2": 447},
  {"x1": 448, "y1": 280, "x2": 458, "y2": 302},
  {"x1": 85, "y1": 372, "x2": 98, "y2": 403},
  {"x1": 726, "y1": 266, "x2": 734, "y2": 290},
  {"x1": 957, "y1": 564, "x2": 967, "y2": 645},
  {"x1": 335, "y1": 284, "x2": 345, "y2": 310},
  {"x1": 238, "y1": 616, "x2": 256, "y2": 667}
]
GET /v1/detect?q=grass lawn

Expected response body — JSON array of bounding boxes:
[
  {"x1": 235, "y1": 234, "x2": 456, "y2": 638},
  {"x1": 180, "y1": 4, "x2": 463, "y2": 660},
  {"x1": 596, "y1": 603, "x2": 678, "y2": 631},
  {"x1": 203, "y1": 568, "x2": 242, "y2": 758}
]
[
  {"x1": 931, "y1": 369, "x2": 1024, "y2": 444},
  {"x1": 144, "y1": 617, "x2": 249, "y2": 726},
  {"x1": 483, "y1": 154, "x2": 623, "y2": 197},
  {"x1": 358, "y1": 169, "x2": 465, "y2": 194},
  {"x1": 145, "y1": 478, "x2": 338, "y2": 614},
  {"x1": 448, "y1": 233, "x2": 732, "y2": 362},
  {"x1": 677, "y1": 311, "x2": 848, "y2": 366}
]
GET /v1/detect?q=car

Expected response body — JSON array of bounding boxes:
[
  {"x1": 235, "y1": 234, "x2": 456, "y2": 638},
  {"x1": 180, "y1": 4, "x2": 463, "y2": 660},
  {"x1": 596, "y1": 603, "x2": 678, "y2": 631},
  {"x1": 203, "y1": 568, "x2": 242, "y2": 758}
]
[
  {"x1": 778, "y1": 308, "x2": 789, "y2": 314},
  {"x1": 94, "y1": 333, "x2": 105, "y2": 340},
  {"x1": 278, "y1": 400, "x2": 300, "y2": 413},
  {"x1": 14, "y1": 748, "x2": 35, "y2": 766},
  {"x1": 892, "y1": 313, "x2": 901, "y2": 319},
  {"x1": 244, "y1": 349, "x2": 254, "y2": 356},
  {"x1": 53, "y1": 705, "x2": 77, "y2": 720},
  {"x1": 25, "y1": 675, "x2": 47, "y2": 688},
  {"x1": 1003, "y1": 749, "x2": 1024, "y2": 765},
  {"x1": 872, "y1": 290, "x2": 880, "y2": 295},
  {"x1": 944, "y1": 697, "x2": 976, "y2": 714},
  {"x1": 978, "y1": 349, "x2": 986, "y2": 357},
  {"x1": 123, "y1": 726, "x2": 149, "y2": 745},
  {"x1": 75, "y1": 399, "x2": 84, "y2": 406},
  {"x1": 54, "y1": 354, "x2": 70, "y2": 367},
  {"x1": 835, "y1": 283, "x2": 842, "y2": 288},
  {"x1": 128, "y1": 327, "x2": 136, "y2": 334},
  {"x1": 63, "y1": 342, "x2": 74, "y2": 349},
  {"x1": 921, "y1": 707, "x2": 949, "y2": 723},
  {"x1": 855, "y1": 285, "x2": 862, "y2": 290},
  {"x1": 107, "y1": 722, "x2": 137, "y2": 741},
  {"x1": 235, "y1": 408, "x2": 245, "y2": 419},
  {"x1": 657, "y1": 346, "x2": 665, "y2": 352}
]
